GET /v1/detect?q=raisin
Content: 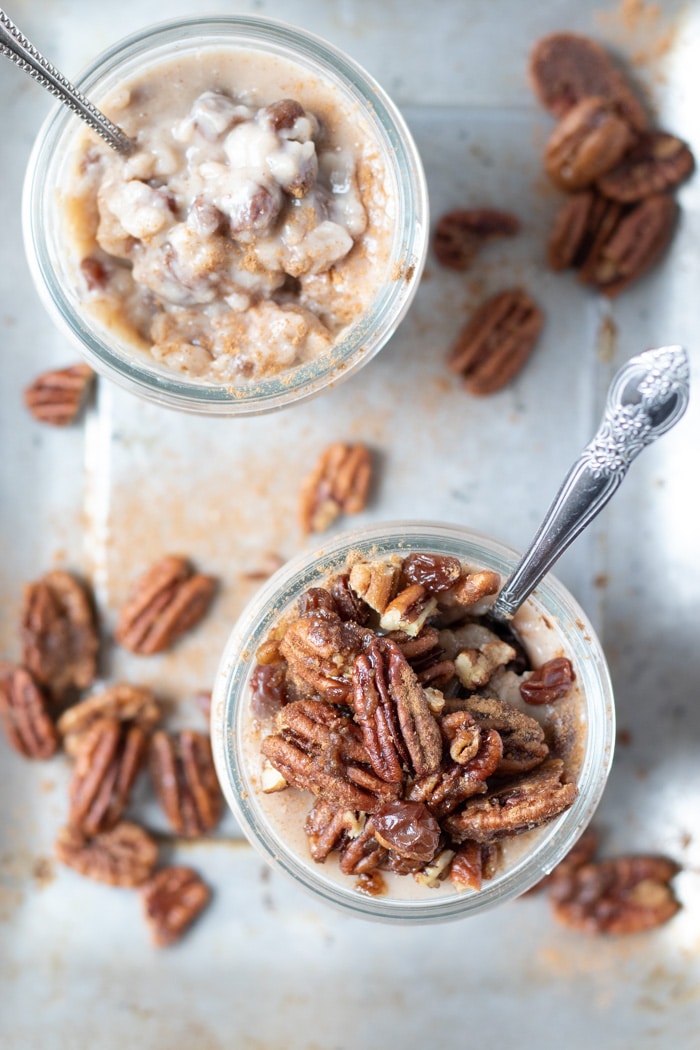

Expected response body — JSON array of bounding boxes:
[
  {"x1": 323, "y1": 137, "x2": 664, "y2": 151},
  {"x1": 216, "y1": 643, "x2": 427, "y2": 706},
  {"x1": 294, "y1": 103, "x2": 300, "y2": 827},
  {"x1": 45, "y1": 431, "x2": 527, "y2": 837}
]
[
  {"x1": 250, "y1": 663, "x2": 288, "y2": 718},
  {"x1": 402, "y1": 553, "x2": 462, "y2": 593},
  {"x1": 520, "y1": 657, "x2": 575, "y2": 705},
  {"x1": 372, "y1": 800, "x2": 441, "y2": 862}
]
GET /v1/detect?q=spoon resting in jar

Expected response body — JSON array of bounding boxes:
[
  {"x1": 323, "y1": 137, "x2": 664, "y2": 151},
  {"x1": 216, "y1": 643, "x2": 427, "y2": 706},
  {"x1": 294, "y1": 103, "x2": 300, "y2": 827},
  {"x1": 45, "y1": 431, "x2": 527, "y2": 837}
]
[
  {"x1": 0, "y1": 7, "x2": 134, "y2": 154},
  {"x1": 488, "y1": 345, "x2": 690, "y2": 633}
]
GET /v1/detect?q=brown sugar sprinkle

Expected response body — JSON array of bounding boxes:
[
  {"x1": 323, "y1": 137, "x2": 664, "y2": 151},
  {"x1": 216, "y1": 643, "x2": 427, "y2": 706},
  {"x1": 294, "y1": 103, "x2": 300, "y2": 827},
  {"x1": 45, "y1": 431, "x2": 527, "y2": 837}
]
[
  {"x1": 24, "y1": 364, "x2": 94, "y2": 426},
  {"x1": 299, "y1": 442, "x2": 372, "y2": 534}
]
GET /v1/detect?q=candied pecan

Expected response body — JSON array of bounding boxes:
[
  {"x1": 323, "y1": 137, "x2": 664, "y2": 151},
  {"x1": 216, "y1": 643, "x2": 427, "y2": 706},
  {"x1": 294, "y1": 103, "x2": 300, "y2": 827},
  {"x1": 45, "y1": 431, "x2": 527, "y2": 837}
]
[
  {"x1": 69, "y1": 718, "x2": 147, "y2": 835},
  {"x1": 550, "y1": 856, "x2": 681, "y2": 934},
  {"x1": 372, "y1": 800, "x2": 440, "y2": 862},
  {"x1": 547, "y1": 190, "x2": 613, "y2": 272},
  {"x1": 338, "y1": 820, "x2": 387, "y2": 875},
  {"x1": 407, "y1": 727, "x2": 503, "y2": 819},
  {"x1": 24, "y1": 363, "x2": 94, "y2": 426},
  {"x1": 386, "y1": 627, "x2": 455, "y2": 690},
  {"x1": 55, "y1": 821, "x2": 157, "y2": 886},
  {"x1": 280, "y1": 611, "x2": 368, "y2": 702},
  {"x1": 299, "y1": 443, "x2": 372, "y2": 534},
  {"x1": 449, "y1": 841, "x2": 485, "y2": 892},
  {"x1": 454, "y1": 637, "x2": 516, "y2": 691},
  {"x1": 543, "y1": 96, "x2": 634, "y2": 191},
  {"x1": 262, "y1": 699, "x2": 398, "y2": 812},
  {"x1": 141, "y1": 866, "x2": 211, "y2": 947},
  {"x1": 379, "y1": 584, "x2": 437, "y2": 637},
  {"x1": 57, "y1": 683, "x2": 160, "y2": 757},
  {"x1": 304, "y1": 799, "x2": 365, "y2": 863},
  {"x1": 448, "y1": 570, "x2": 501, "y2": 608},
  {"x1": 461, "y1": 695, "x2": 548, "y2": 774},
  {"x1": 444, "y1": 759, "x2": 578, "y2": 844},
  {"x1": 0, "y1": 664, "x2": 58, "y2": 759},
  {"x1": 21, "y1": 569, "x2": 98, "y2": 697},
  {"x1": 579, "y1": 193, "x2": 678, "y2": 297},
  {"x1": 402, "y1": 553, "x2": 463, "y2": 593},
  {"x1": 520, "y1": 657, "x2": 575, "y2": 705},
  {"x1": 149, "y1": 730, "x2": 223, "y2": 838},
  {"x1": 597, "y1": 130, "x2": 695, "y2": 202},
  {"x1": 355, "y1": 871, "x2": 387, "y2": 896},
  {"x1": 249, "y1": 662, "x2": 288, "y2": 719},
  {"x1": 448, "y1": 289, "x2": 544, "y2": 396},
  {"x1": 348, "y1": 558, "x2": 401, "y2": 613},
  {"x1": 329, "y1": 573, "x2": 371, "y2": 625},
  {"x1": 529, "y1": 32, "x2": 648, "y2": 130},
  {"x1": 440, "y1": 710, "x2": 481, "y2": 765},
  {"x1": 352, "y1": 639, "x2": 443, "y2": 782},
  {"x1": 412, "y1": 848, "x2": 456, "y2": 886},
  {"x1": 433, "y1": 208, "x2": 520, "y2": 270},
  {"x1": 115, "y1": 555, "x2": 216, "y2": 655}
]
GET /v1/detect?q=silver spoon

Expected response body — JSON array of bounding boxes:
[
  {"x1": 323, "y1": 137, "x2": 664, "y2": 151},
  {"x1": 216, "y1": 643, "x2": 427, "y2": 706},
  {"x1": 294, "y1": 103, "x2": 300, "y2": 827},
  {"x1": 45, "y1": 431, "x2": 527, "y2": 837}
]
[
  {"x1": 489, "y1": 344, "x2": 690, "y2": 633},
  {"x1": 0, "y1": 7, "x2": 134, "y2": 155}
]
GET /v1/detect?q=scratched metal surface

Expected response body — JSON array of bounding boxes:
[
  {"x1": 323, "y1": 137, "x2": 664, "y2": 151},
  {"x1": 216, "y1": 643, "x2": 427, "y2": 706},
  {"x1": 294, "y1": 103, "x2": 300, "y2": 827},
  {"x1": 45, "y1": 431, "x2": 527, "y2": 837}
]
[{"x1": 1, "y1": 1, "x2": 699, "y2": 1047}]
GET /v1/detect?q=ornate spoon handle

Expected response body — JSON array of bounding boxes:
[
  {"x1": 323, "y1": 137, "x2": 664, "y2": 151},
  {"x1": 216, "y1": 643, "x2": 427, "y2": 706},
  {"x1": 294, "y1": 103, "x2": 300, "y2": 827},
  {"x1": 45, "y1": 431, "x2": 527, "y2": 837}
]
[
  {"x1": 0, "y1": 7, "x2": 133, "y2": 155},
  {"x1": 490, "y1": 345, "x2": 690, "y2": 622}
]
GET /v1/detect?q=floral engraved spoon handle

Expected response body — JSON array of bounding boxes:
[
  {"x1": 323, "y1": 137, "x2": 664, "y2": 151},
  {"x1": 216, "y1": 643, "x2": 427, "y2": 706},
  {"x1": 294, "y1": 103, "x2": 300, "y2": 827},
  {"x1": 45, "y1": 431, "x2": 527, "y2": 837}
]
[
  {"x1": 490, "y1": 345, "x2": 690, "y2": 623},
  {"x1": 0, "y1": 7, "x2": 134, "y2": 154}
]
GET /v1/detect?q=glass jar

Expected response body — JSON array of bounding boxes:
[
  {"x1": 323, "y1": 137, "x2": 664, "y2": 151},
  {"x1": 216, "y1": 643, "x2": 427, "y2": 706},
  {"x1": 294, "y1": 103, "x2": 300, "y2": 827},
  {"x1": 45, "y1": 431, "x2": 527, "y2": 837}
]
[
  {"x1": 211, "y1": 522, "x2": 615, "y2": 923},
  {"x1": 22, "y1": 17, "x2": 428, "y2": 415}
]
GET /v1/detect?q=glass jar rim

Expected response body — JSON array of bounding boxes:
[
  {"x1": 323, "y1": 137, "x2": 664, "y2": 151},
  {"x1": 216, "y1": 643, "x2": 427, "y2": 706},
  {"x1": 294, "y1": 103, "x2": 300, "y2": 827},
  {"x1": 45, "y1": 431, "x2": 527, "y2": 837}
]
[
  {"x1": 22, "y1": 15, "x2": 428, "y2": 415},
  {"x1": 211, "y1": 520, "x2": 616, "y2": 923}
]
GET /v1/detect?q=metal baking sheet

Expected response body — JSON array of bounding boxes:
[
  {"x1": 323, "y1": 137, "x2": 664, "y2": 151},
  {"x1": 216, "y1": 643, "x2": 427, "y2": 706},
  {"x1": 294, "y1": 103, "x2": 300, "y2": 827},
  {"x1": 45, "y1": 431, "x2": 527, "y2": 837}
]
[{"x1": 2, "y1": 1, "x2": 699, "y2": 1047}]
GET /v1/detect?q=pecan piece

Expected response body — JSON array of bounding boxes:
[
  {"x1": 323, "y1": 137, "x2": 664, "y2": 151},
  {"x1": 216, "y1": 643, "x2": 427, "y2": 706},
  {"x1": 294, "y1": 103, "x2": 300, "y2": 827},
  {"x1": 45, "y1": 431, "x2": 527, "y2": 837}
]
[
  {"x1": 261, "y1": 699, "x2": 398, "y2": 812},
  {"x1": 21, "y1": 569, "x2": 98, "y2": 697},
  {"x1": 543, "y1": 96, "x2": 634, "y2": 191},
  {"x1": 348, "y1": 558, "x2": 401, "y2": 613},
  {"x1": 449, "y1": 841, "x2": 502, "y2": 892},
  {"x1": 550, "y1": 856, "x2": 681, "y2": 934},
  {"x1": 444, "y1": 759, "x2": 578, "y2": 844},
  {"x1": 57, "y1": 683, "x2": 160, "y2": 757},
  {"x1": 149, "y1": 730, "x2": 223, "y2": 837},
  {"x1": 352, "y1": 639, "x2": 442, "y2": 782},
  {"x1": 141, "y1": 866, "x2": 211, "y2": 947},
  {"x1": 579, "y1": 194, "x2": 678, "y2": 297},
  {"x1": 529, "y1": 32, "x2": 648, "y2": 130},
  {"x1": 448, "y1": 289, "x2": 544, "y2": 396},
  {"x1": 520, "y1": 657, "x2": 575, "y2": 705},
  {"x1": 304, "y1": 799, "x2": 365, "y2": 863},
  {"x1": 55, "y1": 821, "x2": 157, "y2": 886},
  {"x1": 339, "y1": 820, "x2": 388, "y2": 875},
  {"x1": 433, "y1": 208, "x2": 520, "y2": 270},
  {"x1": 115, "y1": 555, "x2": 216, "y2": 655},
  {"x1": 597, "y1": 130, "x2": 695, "y2": 202},
  {"x1": 547, "y1": 190, "x2": 617, "y2": 272},
  {"x1": 407, "y1": 725, "x2": 503, "y2": 819},
  {"x1": 379, "y1": 584, "x2": 438, "y2": 637},
  {"x1": 0, "y1": 664, "x2": 58, "y2": 759},
  {"x1": 461, "y1": 695, "x2": 549, "y2": 775},
  {"x1": 24, "y1": 363, "x2": 94, "y2": 426},
  {"x1": 68, "y1": 718, "x2": 148, "y2": 835},
  {"x1": 299, "y1": 443, "x2": 372, "y2": 534},
  {"x1": 446, "y1": 570, "x2": 501, "y2": 609},
  {"x1": 386, "y1": 627, "x2": 455, "y2": 690},
  {"x1": 329, "y1": 573, "x2": 371, "y2": 624},
  {"x1": 280, "y1": 611, "x2": 368, "y2": 702}
]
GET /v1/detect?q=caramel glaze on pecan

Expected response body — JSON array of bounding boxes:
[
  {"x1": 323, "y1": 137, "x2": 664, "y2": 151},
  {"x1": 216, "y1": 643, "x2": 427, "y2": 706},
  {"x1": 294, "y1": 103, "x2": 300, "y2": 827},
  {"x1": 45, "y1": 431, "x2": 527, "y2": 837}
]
[
  {"x1": 280, "y1": 609, "x2": 370, "y2": 703},
  {"x1": 68, "y1": 717, "x2": 148, "y2": 835},
  {"x1": 460, "y1": 695, "x2": 549, "y2": 775},
  {"x1": 0, "y1": 663, "x2": 59, "y2": 759},
  {"x1": 149, "y1": 729, "x2": 223, "y2": 838},
  {"x1": 448, "y1": 289, "x2": 544, "y2": 396},
  {"x1": 115, "y1": 555, "x2": 216, "y2": 655},
  {"x1": 299, "y1": 442, "x2": 373, "y2": 535},
  {"x1": 21, "y1": 569, "x2": 99, "y2": 698},
  {"x1": 24, "y1": 363, "x2": 94, "y2": 426}
]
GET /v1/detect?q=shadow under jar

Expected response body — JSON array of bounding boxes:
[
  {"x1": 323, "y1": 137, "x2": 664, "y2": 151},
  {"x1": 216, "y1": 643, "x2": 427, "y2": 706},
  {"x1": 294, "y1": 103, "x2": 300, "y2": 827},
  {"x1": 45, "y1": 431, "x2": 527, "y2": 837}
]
[
  {"x1": 211, "y1": 522, "x2": 615, "y2": 923},
  {"x1": 23, "y1": 16, "x2": 428, "y2": 415}
]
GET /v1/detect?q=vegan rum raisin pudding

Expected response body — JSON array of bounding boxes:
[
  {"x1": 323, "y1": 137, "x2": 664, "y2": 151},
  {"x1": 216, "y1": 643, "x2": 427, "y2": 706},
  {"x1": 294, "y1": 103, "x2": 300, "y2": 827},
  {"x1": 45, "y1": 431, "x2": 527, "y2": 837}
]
[
  {"x1": 212, "y1": 523, "x2": 615, "y2": 922},
  {"x1": 23, "y1": 18, "x2": 427, "y2": 414}
]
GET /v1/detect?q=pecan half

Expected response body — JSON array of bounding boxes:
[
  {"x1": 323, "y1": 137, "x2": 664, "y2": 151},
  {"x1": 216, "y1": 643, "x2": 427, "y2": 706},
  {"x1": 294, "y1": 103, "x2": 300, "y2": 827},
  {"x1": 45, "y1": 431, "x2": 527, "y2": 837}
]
[
  {"x1": 261, "y1": 699, "x2": 398, "y2": 812},
  {"x1": 69, "y1": 718, "x2": 147, "y2": 835},
  {"x1": 544, "y1": 96, "x2": 634, "y2": 191},
  {"x1": 529, "y1": 32, "x2": 648, "y2": 130},
  {"x1": 299, "y1": 443, "x2": 372, "y2": 534},
  {"x1": 386, "y1": 627, "x2": 455, "y2": 690},
  {"x1": 149, "y1": 730, "x2": 223, "y2": 838},
  {"x1": 55, "y1": 821, "x2": 157, "y2": 886},
  {"x1": 597, "y1": 131, "x2": 695, "y2": 202},
  {"x1": 141, "y1": 866, "x2": 211, "y2": 947},
  {"x1": 115, "y1": 555, "x2": 216, "y2": 655},
  {"x1": 352, "y1": 639, "x2": 443, "y2": 782},
  {"x1": 444, "y1": 759, "x2": 578, "y2": 843},
  {"x1": 579, "y1": 194, "x2": 678, "y2": 297},
  {"x1": 280, "y1": 611, "x2": 369, "y2": 702},
  {"x1": 448, "y1": 289, "x2": 544, "y2": 396},
  {"x1": 407, "y1": 725, "x2": 503, "y2": 819},
  {"x1": 338, "y1": 820, "x2": 388, "y2": 875},
  {"x1": 24, "y1": 363, "x2": 94, "y2": 426},
  {"x1": 547, "y1": 190, "x2": 615, "y2": 272},
  {"x1": 0, "y1": 664, "x2": 58, "y2": 759},
  {"x1": 520, "y1": 657, "x2": 575, "y2": 705},
  {"x1": 21, "y1": 569, "x2": 98, "y2": 697},
  {"x1": 304, "y1": 799, "x2": 365, "y2": 862},
  {"x1": 550, "y1": 856, "x2": 681, "y2": 934},
  {"x1": 57, "y1": 683, "x2": 160, "y2": 757},
  {"x1": 433, "y1": 208, "x2": 520, "y2": 270},
  {"x1": 460, "y1": 695, "x2": 549, "y2": 775}
]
